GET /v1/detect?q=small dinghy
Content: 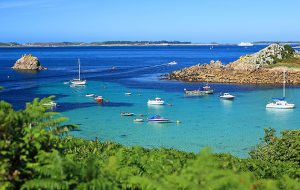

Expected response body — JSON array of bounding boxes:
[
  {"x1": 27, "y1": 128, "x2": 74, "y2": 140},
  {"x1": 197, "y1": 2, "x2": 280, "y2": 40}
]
[
  {"x1": 125, "y1": 92, "x2": 132, "y2": 96},
  {"x1": 86, "y1": 93, "x2": 95, "y2": 97},
  {"x1": 95, "y1": 96, "x2": 103, "y2": 103},
  {"x1": 120, "y1": 112, "x2": 135, "y2": 116},
  {"x1": 133, "y1": 118, "x2": 144, "y2": 122}
]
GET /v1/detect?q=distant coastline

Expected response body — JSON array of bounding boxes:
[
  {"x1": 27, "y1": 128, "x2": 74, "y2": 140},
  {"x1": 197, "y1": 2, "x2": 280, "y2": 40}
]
[{"x1": 1, "y1": 41, "x2": 300, "y2": 48}]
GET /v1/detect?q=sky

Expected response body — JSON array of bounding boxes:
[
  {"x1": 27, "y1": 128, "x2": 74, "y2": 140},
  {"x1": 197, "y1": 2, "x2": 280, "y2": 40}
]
[{"x1": 0, "y1": 0, "x2": 299, "y2": 43}]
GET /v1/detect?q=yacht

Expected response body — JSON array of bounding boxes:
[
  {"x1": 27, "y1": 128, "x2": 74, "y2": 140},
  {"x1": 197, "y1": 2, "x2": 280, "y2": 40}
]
[
  {"x1": 220, "y1": 93, "x2": 235, "y2": 100},
  {"x1": 266, "y1": 70, "x2": 295, "y2": 109},
  {"x1": 71, "y1": 58, "x2": 86, "y2": 85},
  {"x1": 168, "y1": 61, "x2": 177, "y2": 65},
  {"x1": 238, "y1": 42, "x2": 254, "y2": 47},
  {"x1": 147, "y1": 97, "x2": 164, "y2": 105},
  {"x1": 148, "y1": 115, "x2": 171, "y2": 123}
]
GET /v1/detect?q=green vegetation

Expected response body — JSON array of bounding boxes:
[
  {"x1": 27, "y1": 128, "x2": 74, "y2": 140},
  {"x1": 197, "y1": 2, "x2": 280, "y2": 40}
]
[
  {"x1": 0, "y1": 98, "x2": 299, "y2": 189},
  {"x1": 266, "y1": 57, "x2": 300, "y2": 68}
]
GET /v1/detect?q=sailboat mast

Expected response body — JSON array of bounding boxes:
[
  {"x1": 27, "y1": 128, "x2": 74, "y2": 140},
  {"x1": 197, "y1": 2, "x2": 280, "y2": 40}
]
[
  {"x1": 78, "y1": 58, "x2": 81, "y2": 80},
  {"x1": 283, "y1": 70, "x2": 286, "y2": 98}
]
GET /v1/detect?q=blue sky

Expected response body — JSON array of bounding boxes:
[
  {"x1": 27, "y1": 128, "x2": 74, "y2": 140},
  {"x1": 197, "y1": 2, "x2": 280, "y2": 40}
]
[{"x1": 0, "y1": 0, "x2": 299, "y2": 43}]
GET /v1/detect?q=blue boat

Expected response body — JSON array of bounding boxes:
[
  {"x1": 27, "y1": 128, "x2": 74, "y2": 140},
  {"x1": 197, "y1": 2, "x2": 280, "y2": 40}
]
[{"x1": 147, "y1": 115, "x2": 171, "y2": 123}]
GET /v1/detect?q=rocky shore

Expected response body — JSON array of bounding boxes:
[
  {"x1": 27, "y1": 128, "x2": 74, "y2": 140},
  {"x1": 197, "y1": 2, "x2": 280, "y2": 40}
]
[
  {"x1": 12, "y1": 54, "x2": 47, "y2": 70},
  {"x1": 165, "y1": 44, "x2": 300, "y2": 85}
]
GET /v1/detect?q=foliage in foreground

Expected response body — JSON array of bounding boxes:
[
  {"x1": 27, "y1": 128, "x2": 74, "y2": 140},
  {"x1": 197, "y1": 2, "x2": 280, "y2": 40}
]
[{"x1": 0, "y1": 98, "x2": 299, "y2": 190}]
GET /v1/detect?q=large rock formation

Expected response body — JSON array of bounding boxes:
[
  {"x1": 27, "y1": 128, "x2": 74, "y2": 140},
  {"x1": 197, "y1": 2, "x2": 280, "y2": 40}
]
[
  {"x1": 228, "y1": 44, "x2": 296, "y2": 70},
  {"x1": 165, "y1": 44, "x2": 300, "y2": 85},
  {"x1": 12, "y1": 54, "x2": 47, "y2": 70}
]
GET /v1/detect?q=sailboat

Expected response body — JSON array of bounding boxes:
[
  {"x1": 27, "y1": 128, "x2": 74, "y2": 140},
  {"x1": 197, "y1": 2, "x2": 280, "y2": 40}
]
[
  {"x1": 71, "y1": 58, "x2": 86, "y2": 85},
  {"x1": 266, "y1": 70, "x2": 295, "y2": 109}
]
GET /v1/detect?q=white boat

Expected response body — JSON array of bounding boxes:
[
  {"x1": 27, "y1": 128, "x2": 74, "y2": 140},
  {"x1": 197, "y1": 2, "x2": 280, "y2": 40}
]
[
  {"x1": 220, "y1": 93, "x2": 235, "y2": 100},
  {"x1": 86, "y1": 93, "x2": 95, "y2": 97},
  {"x1": 71, "y1": 58, "x2": 86, "y2": 85},
  {"x1": 133, "y1": 118, "x2": 144, "y2": 122},
  {"x1": 147, "y1": 97, "x2": 164, "y2": 105},
  {"x1": 42, "y1": 101, "x2": 57, "y2": 107},
  {"x1": 238, "y1": 42, "x2": 254, "y2": 47},
  {"x1": 148, "y1": 115, "x2": 171, "y2": 123},
  {"x1": 202, "y1": 85, "x2": 214, "y2": 94},
  {"x1": 168, "y1": 61, "x2": 177, "y2": 65},
  {"x1": 125, "y1": 92, "x2": 132, "y2": 95},
  {"x1": 266, "y1": 70, "x2": 295, "y2": 109},
  {"x1": 184, "y1": 85, "x2": 213, "y2": 96}
]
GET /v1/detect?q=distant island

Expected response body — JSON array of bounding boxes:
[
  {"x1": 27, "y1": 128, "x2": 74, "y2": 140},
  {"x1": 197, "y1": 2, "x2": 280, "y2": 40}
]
[
  {"x1": 164, "y1": 44, "x2": 300, "y2": 85},
  {"x1": 0, "y1": 41, "x2": 195, "y2": 47},
  {"x1": 1, "y1": 41, "x2": 300, "y2": 47}
]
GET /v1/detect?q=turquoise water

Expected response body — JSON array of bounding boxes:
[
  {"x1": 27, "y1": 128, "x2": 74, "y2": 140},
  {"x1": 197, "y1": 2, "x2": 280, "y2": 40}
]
[
  {"x1": 1, "y1": 46, "x2": 300, "y2": 157},
  {"x1": 38, "y1": 79, "x2": 300, "y2": 157}
]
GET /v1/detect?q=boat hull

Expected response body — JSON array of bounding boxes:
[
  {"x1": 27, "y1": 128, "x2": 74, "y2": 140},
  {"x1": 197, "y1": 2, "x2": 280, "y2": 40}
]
[{"x1": 266, "y1": 104, "x2": 295, "y2": 109}]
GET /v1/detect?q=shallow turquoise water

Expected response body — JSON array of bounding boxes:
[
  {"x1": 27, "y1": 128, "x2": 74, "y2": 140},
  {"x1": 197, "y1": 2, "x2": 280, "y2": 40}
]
[
  {"x1": 38, "y1": 79, "x2": 300, "y2": 157},
  {"x1": 2, "y1": 46, "x2": 300, "y2": 158}
]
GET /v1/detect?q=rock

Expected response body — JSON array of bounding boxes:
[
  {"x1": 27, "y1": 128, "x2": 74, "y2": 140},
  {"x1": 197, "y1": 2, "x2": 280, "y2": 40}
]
[
  {"x1": 12, "y1": 54, "x2": 47, "y2": 70},
  {"x1": 164, "y1": 44, "x2": 300, "y2": 85},
  {"x1": 227, "y1": 44, "x2": 296, "y2": 70}
]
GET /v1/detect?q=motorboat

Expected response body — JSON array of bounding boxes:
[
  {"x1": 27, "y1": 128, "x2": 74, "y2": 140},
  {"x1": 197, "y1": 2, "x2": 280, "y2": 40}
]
[
  {"x1": 168, "y1": 61, "x2": 177, "y2": 65},
  {"x1": 266, "y1": 70, "x2": 295, "y2": 109},
  {"x1": 148, "y1": 115, "x2": 171, "y2": 123},
  {"x1": 184, "y1": 89, "x2": 206, "y2": 96},
  {"x1": 238, "y1": 42, "x2": 254, "y2": 47},
  {"x1": 266, "y1": 98, "x2": 295, "y2": 109},
  {"x1": 95, "y1": 96, "x2": 103, "y2": 103},
  {"x1": 184, "y1": 85, "x2": 213, "y2": 96},
  {"x1": 147, "y1": 97, "x2": 164, "y2": 105},
  {"x1": 202, "y1": 85, "x2": 214, "y2": 94},
  {"x1": 220, "y1": 93, "x2": 235, "y2": 100},
  {"x1": 133, "y1": 118, "x2": 144, "y2": 122},
  {"x1": 120, "y1": 112, "x2": 135, "y2": 116},
  {"x1": 125, "y1": 92, "x2": 132, "y2": 96},
  {"x1": 42, "y1": 101, "x2": 57, "y2": 107},
  {"x1": 86, "y1": 93, "x2": 95, "y2": 97},
  {"x1": 71, "y1": 58, "x2": 86, "y2": 85}
]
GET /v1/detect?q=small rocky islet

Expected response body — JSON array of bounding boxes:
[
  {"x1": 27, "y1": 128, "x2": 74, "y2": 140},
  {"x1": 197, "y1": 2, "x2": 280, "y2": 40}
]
[
  {"x1": 164, "y1": 44, "x2": 300, "y2": 85},
  {"x1": 12, "y1": 54, "x2": 47, "y2": 70}
]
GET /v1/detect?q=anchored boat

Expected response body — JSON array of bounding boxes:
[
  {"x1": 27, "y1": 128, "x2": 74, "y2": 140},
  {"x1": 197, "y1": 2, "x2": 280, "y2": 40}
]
[
  {"x1": 71, "y1": 58, "x2": 86, "y2": 85},
  {"x1": 121, "y1": 112, "x2": 135, "y2": 116},
  {"x1": 148, "y1": 115, "x2": 171, "y2": 123},
  {"x1": 266, "y1": 70, "x2": 295, "y2": 109},
  {"x1": 220, "y1": 93, "x2": 235, "y2": 100},
  {"x1": 147, "y1": 97, "x2": 164, "y2": 105}
]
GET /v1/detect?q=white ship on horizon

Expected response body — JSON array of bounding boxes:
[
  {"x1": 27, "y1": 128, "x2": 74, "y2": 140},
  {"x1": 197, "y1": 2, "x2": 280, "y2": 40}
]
[{"x1": 237, "y1": 42, "x2": 254, "y2": 47}]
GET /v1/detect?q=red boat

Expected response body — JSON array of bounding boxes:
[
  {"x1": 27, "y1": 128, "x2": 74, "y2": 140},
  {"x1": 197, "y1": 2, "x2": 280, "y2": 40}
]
[{"x1": 95, "y1": 96, "x2": 103, "y2": 103}]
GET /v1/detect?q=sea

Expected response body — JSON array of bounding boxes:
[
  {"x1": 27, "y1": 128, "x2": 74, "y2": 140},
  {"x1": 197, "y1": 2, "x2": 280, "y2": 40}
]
[{"x1": 1, "y1": 45, "x2": 299, "y2": 157}]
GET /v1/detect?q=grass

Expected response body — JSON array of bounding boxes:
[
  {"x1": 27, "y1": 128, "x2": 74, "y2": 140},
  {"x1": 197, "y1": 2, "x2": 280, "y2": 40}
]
[{"x1": 266, "y1": 57, "x2": 300, "y2": 68}]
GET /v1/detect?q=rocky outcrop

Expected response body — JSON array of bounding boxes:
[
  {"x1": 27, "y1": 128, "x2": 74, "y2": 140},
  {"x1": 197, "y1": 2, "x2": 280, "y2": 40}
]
[
  {"x1": 228, "y1": 44, "x2": 296, "y2": 70},
  {"x1": 165, "y1": 44, "x2": 300, "y2": 85},
  {"x1": 12, "y1": 54, "x2": 47, "y2": 70}
]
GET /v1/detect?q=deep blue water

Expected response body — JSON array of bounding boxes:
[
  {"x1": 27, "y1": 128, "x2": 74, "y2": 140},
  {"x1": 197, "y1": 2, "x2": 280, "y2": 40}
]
[{"x1": 1, "y1": 45, "x2": 299, "y2": 157}]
